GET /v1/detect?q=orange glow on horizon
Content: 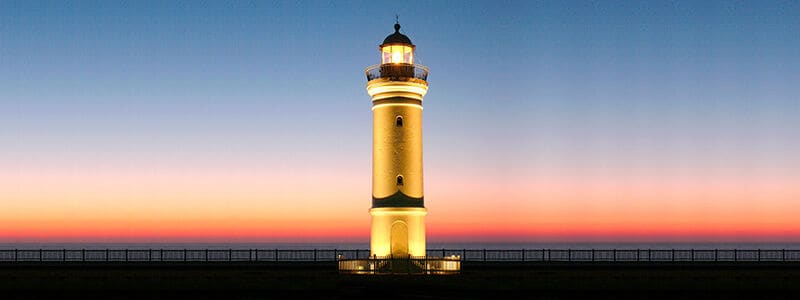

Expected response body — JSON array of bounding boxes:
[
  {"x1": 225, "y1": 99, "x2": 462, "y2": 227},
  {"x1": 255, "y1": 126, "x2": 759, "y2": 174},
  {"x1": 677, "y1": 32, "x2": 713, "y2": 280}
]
[{"x1": 3, "y1": 165, "x2": 799, "y2": 243}]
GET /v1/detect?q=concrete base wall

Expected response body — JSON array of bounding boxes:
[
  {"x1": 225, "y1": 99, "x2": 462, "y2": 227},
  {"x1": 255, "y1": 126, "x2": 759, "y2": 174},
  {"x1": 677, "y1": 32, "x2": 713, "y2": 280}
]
[{"x1": 369, "y1": 207, "x2": 426, "y2": 257}]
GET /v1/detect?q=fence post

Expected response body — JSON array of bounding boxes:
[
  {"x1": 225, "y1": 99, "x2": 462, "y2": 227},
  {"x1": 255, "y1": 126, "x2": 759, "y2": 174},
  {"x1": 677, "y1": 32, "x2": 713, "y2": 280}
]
[
  {"x1": 229, "y1": 249, "x2": 232, "y2": 262},
  {"x1": 160, "y1": 249, "x2": 163, "y2": 261},
  {"x1": 758, "y1": 249, "x2": 761, "y2": 262},
  {"x1": 591, "y1": 249, "x2": 595, "y2": 261},
  {"x1": 275, "y1": 249, "x2": 279, "y2": 262},
  {"x1": 613, "y1": 249, "x2": 616, "y2": 262},
  {"x1": 647, "y1": 249, "x2": 651, "y2": 261},
  {"x1": 671, "y1": 249, "x2": 674, "y2": 262},
  {"x1": 462, "y1": 249, "x2": 466, "y2": 261},
  {"x1": 314, "y1": 249, "x2": 317, "y2": 261},
  {"x1": 636, "y1": 249, "x2": 639, "y2": 261},
  {"x1": 14, "y1": 249, "x2": 18, "y2": 262},
  {"x1": 106, "y1": 249, "x2": 109, "y2": 262},
  {"x1": 546, "y1": 249, "x2": 550, "y2": 261},
  {"x1": 425, "y1": 255, "x2": 428, "y2": 273},
  {"x1": 183, "y1": 249, "x2": 187, "y2": 262},
  {"x1": 442, "y1": 249, "x2": 446, "y2": 258},
  {"x1": 568, "y1": 249, "x2": 572, "y2": 262},
  {"x1": 715, "y1": 249, "x2": 718, "y2": 262},
  {"x1": 734, "y1": 249, "x2": 737, "y2": 262},
  {"x1": 783, "y1": 249, "x2": 786, "y2": 261},
  {"x1": 691, "y1": 249, "x2": 694, "y2": 262},
  {"x1": 205, "y1": 250, "x2": 209, "y2": 261},
  {"x1": 63, "y1": 249, "x2": 66, "y2": 262},
  {"x1": 39, "y1": 249, "x2": 42, "y2": 262},
  {"x1": 250, "y1": 249, "x2": 253, "y2": 262},
  {"x1": 149, "y1": 249, "x2": 152, "y2": 262},
  {"x1": 82, "y1": 249, "x2": 85, "y2": 262},
  {"x1": 125, "y1": 249, "x2": 128, "y2": 262},
  {"x1": 521, "y1": 249, "x2": 525, "y2": 261},
  {"x1": 483, "y1": 249, "x2": 486, "y2": 262}
]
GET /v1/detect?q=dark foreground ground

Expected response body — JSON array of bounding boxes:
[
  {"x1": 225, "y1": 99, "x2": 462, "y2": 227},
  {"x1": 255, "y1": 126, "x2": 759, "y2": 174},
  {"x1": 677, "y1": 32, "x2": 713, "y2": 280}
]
[{"x1": 2, "y1": 262, "x2": 800, "y2": 299}]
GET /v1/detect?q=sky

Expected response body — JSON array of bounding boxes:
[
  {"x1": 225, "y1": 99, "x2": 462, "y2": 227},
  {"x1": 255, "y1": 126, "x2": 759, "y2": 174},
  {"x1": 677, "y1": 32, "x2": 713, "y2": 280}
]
[{"x1": 1, "y1": 1, "x2": 799, "y2": 244}]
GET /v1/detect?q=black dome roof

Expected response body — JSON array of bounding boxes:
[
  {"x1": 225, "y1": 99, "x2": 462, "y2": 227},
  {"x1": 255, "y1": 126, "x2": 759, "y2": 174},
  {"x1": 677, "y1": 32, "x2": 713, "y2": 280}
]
[{"x1": 381, "y1": 23, "x2": 414, "y2": 46}]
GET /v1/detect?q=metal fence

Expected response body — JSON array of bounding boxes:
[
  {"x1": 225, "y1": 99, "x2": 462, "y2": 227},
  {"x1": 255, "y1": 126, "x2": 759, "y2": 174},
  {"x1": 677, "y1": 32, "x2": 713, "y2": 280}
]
[
  {"x1": 426, "y1": 249, "x2": 800, "y2": 262},
  {"x1": 0, "y1": 249, "x2": 368, "y2": 262},
  {"x1": 1, "y1": 249, "x2": 799, "y2": 262}
]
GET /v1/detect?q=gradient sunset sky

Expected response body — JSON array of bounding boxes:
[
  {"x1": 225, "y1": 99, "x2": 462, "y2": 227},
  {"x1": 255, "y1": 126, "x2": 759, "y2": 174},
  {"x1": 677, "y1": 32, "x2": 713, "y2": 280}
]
[{"x1": 1, "y1": 1, "x2": 799, "y2": 244}]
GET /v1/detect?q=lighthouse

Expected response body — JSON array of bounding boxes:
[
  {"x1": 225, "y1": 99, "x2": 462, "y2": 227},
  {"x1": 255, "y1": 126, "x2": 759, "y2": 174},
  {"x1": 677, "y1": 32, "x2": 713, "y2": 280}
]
[
  {"x1": 366, "y1": 22, "x2": 429, "y2": 258},
  {"x1": 337, "y1": 21, "x2": 457, "y2": 274}
]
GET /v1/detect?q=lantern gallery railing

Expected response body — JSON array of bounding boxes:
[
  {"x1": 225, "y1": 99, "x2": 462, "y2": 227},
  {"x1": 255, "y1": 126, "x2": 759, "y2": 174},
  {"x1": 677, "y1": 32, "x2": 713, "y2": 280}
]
[
  {"x1": 0, "y1": 249, "x2": 799, "y2": 263},
  {"x1": 365, "y1": 64, "x2": 429, "y2": 81}
]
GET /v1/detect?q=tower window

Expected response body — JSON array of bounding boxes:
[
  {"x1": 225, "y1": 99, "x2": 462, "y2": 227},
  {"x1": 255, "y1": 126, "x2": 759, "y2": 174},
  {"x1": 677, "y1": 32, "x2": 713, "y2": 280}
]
[
  {"x1": 396, "y1": 175, "x2": 404, "y2": 186},
  {"x1": 396, "y1": 116, "x2": 403, "y2": 127}
]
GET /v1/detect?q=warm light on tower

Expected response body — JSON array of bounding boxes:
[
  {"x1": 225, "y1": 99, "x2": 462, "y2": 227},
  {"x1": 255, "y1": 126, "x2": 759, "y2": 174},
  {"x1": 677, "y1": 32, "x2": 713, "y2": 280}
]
[
  {"x1": 365, "y1": 22, "x2": 429, "y2": 258},
  {"x1": 382, "y1": 45, "x2": 413, "y2": 64}
]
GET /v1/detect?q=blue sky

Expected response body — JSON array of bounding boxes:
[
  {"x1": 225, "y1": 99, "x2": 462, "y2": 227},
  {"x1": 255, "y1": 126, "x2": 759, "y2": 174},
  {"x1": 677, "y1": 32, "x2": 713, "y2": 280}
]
[{"x1": 1, "y1": 1, "x2": 799, "y2": 242}]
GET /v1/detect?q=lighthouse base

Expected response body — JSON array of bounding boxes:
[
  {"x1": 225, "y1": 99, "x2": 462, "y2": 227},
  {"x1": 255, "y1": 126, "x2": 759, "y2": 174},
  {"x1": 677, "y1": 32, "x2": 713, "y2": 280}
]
[
  {"x1": 338, "y1": 256, "x2": 461, "y2": 274},
  {"x1": 369, "y1": 207, "x2": 427, "y2": 258}
]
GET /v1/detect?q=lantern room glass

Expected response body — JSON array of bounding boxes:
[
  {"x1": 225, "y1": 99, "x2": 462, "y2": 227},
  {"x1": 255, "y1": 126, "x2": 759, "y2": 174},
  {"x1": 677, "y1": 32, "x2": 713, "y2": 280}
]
[{"x1": 381, "y1": 45, "x2": 414, "y2": 64}]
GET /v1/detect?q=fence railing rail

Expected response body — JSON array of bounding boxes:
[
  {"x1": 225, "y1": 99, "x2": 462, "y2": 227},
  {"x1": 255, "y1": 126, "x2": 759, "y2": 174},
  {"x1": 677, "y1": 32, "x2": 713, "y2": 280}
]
[{"x1": 1, "y1": 249, "x2": 798, "y2": 263}]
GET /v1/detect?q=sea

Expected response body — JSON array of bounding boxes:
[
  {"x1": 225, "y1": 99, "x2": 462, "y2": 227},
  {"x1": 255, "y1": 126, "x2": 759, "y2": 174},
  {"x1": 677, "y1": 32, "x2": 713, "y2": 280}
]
[{"x1": 2, "y1": 242, "x2": 799, "y2": 250}]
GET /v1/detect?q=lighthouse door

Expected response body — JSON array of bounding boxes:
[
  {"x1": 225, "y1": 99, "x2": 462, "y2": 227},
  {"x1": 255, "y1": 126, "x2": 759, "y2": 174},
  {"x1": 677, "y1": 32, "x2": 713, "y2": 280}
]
[{"x1": 390, "y1": 221, "x2": 409, "y2": 257}]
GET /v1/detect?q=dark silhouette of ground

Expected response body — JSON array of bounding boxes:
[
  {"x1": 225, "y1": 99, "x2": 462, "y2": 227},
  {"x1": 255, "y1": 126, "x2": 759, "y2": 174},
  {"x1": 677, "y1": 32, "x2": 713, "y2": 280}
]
[{"x1": 2, "y1": 261, "x2": 800, "y2": 299}]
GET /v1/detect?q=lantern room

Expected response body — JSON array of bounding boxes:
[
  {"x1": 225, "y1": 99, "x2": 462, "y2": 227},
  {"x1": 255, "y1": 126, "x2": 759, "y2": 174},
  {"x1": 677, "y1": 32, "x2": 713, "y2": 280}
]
[
  {"x1": 368, "y1": 22, "x2": 427, "y2": 82},
  {"x1": 380, "y1": 23, "x2": 415, "y2": 65}
]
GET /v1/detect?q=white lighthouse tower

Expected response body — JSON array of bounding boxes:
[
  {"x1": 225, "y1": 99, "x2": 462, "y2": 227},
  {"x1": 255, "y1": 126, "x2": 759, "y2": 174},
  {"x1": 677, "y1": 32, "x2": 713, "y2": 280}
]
[{"x1": 365, "y1": 22, "x2": 429, "y2": 258}]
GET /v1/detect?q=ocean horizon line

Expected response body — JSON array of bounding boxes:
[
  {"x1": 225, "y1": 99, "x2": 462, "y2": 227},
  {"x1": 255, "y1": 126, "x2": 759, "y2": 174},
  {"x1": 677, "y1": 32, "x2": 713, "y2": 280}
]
[{"x1": 3, "y1": 241, "x2": 800, "y2": 250}]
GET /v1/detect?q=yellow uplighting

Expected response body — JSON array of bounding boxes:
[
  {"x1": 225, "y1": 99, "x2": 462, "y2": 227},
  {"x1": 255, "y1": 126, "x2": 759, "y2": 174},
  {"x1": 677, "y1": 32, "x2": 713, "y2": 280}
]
[
  {"x1": 371, "y1": 103, "x2": 423, "y2": 111},
  {"x1": 369, "y1": 207, "x2": 427, "y2": 257},
  {"x1": 366, "y1": 79, "x2": 428, "y2": 101},
  {"x1": 381, "y1": 45, "x2": 414, "y2": 64}
]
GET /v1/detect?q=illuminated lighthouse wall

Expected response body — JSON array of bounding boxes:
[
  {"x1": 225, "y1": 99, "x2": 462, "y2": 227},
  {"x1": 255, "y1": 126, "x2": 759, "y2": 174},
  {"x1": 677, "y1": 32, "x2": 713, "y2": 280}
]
[{"x1": 366, "y1": 23, "x2": 429, "y2": 257}]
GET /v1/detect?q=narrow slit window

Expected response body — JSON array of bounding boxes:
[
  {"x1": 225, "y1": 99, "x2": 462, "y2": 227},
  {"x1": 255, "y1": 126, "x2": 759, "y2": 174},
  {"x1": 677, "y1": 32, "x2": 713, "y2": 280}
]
[
  {"x1": 396, "y1": 116, "x2": 403, "y2": 127},
  {"x1": 396, "y1": 175, "x2": 404, "y2": 186}
]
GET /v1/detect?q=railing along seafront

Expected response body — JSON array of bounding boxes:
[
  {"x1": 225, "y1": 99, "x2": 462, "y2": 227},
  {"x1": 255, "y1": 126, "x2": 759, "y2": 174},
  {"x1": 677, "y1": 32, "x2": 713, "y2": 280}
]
[
  {"x1": 0, "y1": 249, "x2": 799, "y2": 263},
  {"x1": 365, "y1": 63, "x2": 429, "y2": 81}
]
